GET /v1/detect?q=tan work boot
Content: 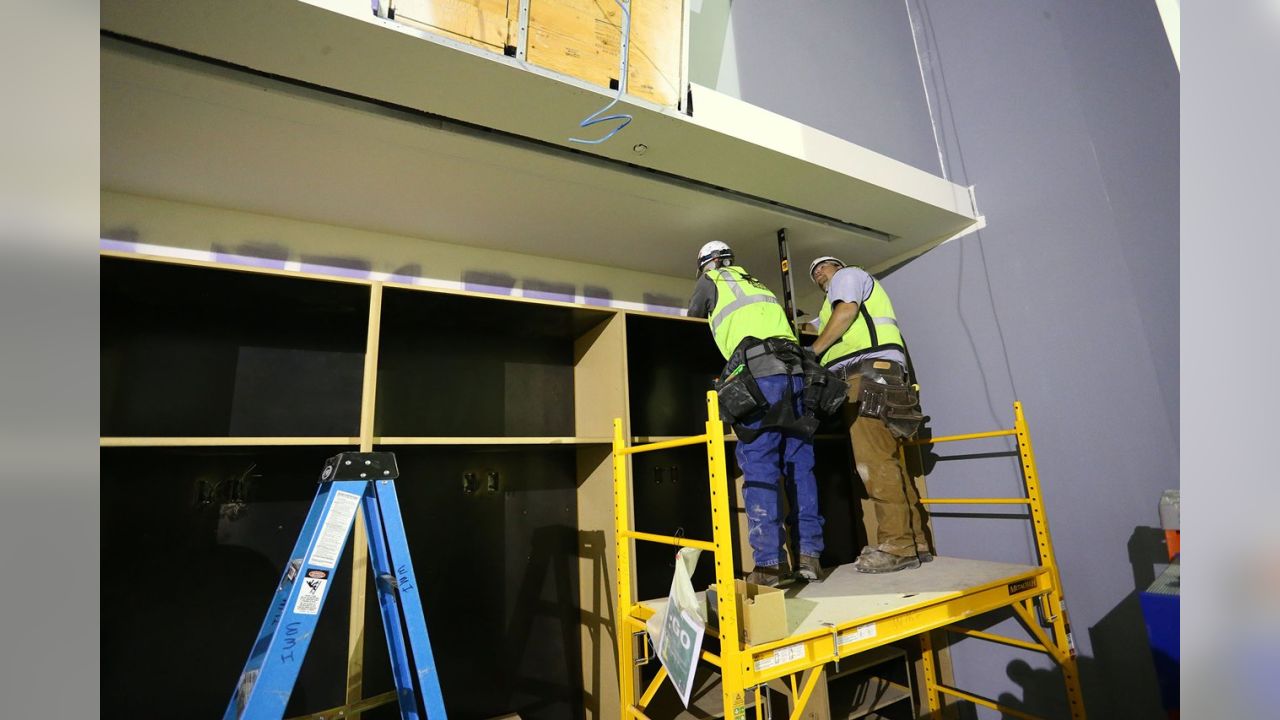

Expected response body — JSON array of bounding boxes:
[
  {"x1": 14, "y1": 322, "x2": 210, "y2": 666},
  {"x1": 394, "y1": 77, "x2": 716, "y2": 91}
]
[
  {"x1": 860, "y1": 545, "x2": 933, "y2": 563},
  {"x1": 854, "y1": 549, "x2": 921, "y2": 574}
]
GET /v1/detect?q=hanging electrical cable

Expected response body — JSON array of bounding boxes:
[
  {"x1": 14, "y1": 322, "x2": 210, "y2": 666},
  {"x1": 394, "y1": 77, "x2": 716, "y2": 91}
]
[{"x1": 569, "y1": 0, "x2": 633, "y2": 145}]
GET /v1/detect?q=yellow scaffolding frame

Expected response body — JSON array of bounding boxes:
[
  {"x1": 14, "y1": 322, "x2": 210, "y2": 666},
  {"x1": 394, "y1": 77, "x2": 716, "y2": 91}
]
[{"x1": 612, "y1": 392, "x2": 1086, "y2": 720}]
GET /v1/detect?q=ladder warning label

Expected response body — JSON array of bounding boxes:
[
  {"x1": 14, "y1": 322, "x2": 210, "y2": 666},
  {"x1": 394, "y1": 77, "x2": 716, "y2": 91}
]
[
  {"x1": 838, "y1": 623, "x2": 877, "y2": 646},
  {"x1": 753, "y1": 643, "x2": 806, "y2": 671},
  {"x1": 294, "y1": 569, "x2": 330, "y2": 615},
  {"x1": 308, "y1": 491, "x2": 362, "y2": 568}
]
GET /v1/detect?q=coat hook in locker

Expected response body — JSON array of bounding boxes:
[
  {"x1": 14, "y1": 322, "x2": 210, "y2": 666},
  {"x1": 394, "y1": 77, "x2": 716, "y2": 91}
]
[
  {"x1": 462, "y1": 471, "x2": 477, "y2": 494},
  {"x1": 486, "y1": 471, "x2": 500, "y2": 493}
]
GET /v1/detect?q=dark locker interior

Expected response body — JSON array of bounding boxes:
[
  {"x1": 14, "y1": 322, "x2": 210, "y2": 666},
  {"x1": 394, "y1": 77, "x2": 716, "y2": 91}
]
[
  {"x1": 375, "y1": 287, "x2": 611, "y2": 438},
  {"x1": 100, "y1": 257, "x2": 369, "y2": 438},
  {"x1": 100, "y1": 446, "x2": 392, "y2": 719}
]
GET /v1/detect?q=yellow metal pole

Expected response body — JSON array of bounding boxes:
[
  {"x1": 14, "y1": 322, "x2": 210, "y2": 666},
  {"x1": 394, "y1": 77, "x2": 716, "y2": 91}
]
[
  {"x1": 619, "y1": 530, "x2": 717, "y2": 551},
  {"x1": 1012, "y1": 402, "x2": 1087, "y2": 719},
  {"x1": 905, "y1": 428, "x2": 1016, "y2": 445},
  {"x1": 705, "y1": 392, "x2": 749, "y2": 720},
  {"x1": 919, "y1": 498, "x2": 1032, "y2": 505},
  {"x1": 919, "y1": 631, "x2": 943, "y2": 719},
  {"x1": 613, "y1": 418, "x2": 638, "y2": 718},
  {"x1": 788, "y1": 668, "x2": 824, "y2": 720},
  {"x1": 616, "y1": 434, "x2": 711, "y2": 455},
  {"x1": 946, "y1": 626, "x2": 1055, "y2": 655},
  {"x1": 933, "y1": 685, "x2": 1047, "y2": 720},
  {"x1": 637, "y1": 665, "x2": 669, "y2": 709},
  {"x1": 1010, "y1": 601, "x2": 1067, "y2": 666}
]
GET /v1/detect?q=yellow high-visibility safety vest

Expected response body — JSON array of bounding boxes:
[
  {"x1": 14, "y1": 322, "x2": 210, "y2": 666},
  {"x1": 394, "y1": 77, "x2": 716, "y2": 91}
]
[
  {"x1": 817, "y1": 275, "x2": 904, "y2": 367},
  {"x1": 707, "y1": 266, "x2": 796, "y2": 359}
]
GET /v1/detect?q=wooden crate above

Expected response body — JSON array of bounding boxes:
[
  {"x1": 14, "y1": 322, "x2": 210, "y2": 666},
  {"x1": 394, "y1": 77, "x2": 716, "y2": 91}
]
[{"x1": 392, "y1": 0, "x2": 685, "y2": 108}]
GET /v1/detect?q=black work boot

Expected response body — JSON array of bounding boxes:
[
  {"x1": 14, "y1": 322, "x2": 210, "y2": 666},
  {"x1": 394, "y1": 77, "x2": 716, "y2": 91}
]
[
  {"x1": 745, "y1": 563, "x2": 796, "y2": 588},
  {"x1": 797, "y1": 554, "x2": 823, "y2": 583},
  {"x1": 853, "y1": 549, "x2": 921, "y2": 574}
]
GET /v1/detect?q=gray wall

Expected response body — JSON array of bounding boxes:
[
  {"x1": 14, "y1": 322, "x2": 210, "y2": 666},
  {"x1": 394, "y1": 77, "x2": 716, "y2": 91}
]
[
  {"x1": 712, "y1": 2, "x2": 1179, "y2": 717},
  {"x1": 713, "y1": 0, "x2": 942, "y2": 174}
]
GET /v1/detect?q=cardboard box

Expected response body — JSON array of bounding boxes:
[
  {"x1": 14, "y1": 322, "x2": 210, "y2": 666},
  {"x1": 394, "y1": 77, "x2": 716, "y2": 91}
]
[{"x1": 706, "y1": 580, "x2": 788, "y2": 646}]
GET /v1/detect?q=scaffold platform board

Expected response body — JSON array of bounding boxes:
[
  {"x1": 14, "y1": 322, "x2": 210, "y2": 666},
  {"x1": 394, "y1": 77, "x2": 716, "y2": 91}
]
[{"x1": 638, "y1": 558, "x2": 1045, "y2": 687}]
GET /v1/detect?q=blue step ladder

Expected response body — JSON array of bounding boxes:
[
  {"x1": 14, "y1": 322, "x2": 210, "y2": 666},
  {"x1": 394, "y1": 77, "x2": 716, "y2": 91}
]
[{"x1": 225, "y1": 452, "x2": 447, "y2": 720}]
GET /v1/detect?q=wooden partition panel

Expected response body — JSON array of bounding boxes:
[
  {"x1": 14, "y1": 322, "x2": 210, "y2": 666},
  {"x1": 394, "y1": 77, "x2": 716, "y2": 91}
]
[{"x1": 572, "y1": 311, "x2": 628, "y2": 720}]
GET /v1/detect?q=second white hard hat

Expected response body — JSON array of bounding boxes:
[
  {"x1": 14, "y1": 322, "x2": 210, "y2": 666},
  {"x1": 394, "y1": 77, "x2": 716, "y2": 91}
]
[{"x1": 808, "y1": 256, "x2": 846, "y2": 283}]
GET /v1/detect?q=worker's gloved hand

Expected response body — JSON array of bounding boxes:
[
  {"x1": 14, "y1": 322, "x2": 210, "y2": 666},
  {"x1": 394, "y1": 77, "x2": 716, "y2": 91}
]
[{"x1": 801, "y1": 346, "x2": 819, "y2": 363}]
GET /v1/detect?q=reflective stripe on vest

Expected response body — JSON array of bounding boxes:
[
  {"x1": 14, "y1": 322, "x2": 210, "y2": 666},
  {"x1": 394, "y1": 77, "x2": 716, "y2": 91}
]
[
  {"x1": 817, "y1": 275, "x2": 905, "y2": 367},
  {"x1": 707, "y1": 267, "x2": 795, "y2": 359}
]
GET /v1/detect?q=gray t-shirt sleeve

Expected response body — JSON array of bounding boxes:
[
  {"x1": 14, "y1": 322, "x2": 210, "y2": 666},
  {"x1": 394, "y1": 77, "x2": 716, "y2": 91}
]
[
  {"x1": 686, "y1": 274, "x2": 717, "y2": 318},
  {"x1": 826, "y1": 266, "x2": 874, "y2": 308}
]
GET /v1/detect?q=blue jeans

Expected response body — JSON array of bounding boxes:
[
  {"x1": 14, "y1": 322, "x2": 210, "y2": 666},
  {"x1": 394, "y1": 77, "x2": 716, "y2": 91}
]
[{"x1": 734, "y1": 374, "x2": 824, "y2": 567}]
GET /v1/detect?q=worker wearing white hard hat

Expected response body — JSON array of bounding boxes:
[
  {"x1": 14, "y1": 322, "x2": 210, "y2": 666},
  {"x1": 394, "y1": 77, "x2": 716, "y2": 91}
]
[
  {"x1": 808, "y1": 256, "x2": 931, "y2": 573},
  {"x1": 687, "y1": 242, "x2": 826, "y2": 586}
]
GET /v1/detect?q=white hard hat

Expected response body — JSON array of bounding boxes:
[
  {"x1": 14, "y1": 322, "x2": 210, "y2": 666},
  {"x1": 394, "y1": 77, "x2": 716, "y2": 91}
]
[
  {"x1": 695, "y1": 241, "x2": 734, "y2": 276},
  {"x1": 808, "y1": 256, "x2": 846, "y2": 283}
]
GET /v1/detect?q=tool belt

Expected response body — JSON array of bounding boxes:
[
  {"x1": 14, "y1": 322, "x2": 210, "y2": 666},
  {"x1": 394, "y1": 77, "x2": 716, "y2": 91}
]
[
  {"x1": 715, "y1": 337, "x2": 849, "y2": 442},
  {"x1": 844, "y1": 359, "x2": 925, "y2": 439}
]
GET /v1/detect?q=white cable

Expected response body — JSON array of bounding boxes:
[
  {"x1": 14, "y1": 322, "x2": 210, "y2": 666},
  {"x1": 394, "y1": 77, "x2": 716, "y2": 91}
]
[{"x1": 905, "y1": 0, "x2": 949, "y2": 181}]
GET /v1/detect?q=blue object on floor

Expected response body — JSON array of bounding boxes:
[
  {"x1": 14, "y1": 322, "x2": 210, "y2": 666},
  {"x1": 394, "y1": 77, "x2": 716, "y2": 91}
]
[{"x1": 1140, "y1": 559, "x2": 1179, "y2": 715}]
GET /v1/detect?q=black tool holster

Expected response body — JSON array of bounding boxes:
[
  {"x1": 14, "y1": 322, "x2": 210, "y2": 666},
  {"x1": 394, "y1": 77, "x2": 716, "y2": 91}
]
[{"x1": 800, "y1": 349, "x2": 850, "y2": 420}]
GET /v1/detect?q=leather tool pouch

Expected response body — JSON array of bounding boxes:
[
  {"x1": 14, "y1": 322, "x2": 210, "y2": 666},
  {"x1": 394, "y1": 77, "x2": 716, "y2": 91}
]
[{"x1": 854, "y1": 360, "x2": 924, "y2": 439}]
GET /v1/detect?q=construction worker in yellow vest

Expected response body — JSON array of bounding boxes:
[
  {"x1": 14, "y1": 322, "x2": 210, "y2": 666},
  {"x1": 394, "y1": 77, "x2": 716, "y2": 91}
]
[
  {"x1": 808, "y1": 256, "x2": 930, "y2": 573},
  {"x1": 688, "y1": 241, "x2": 825, "y2": 587}
]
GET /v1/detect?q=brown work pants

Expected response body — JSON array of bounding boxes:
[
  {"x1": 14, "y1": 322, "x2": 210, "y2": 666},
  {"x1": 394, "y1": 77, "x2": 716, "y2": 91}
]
[{"x1": 844, "y1": 375, "x2": 929, "y2": 557}]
